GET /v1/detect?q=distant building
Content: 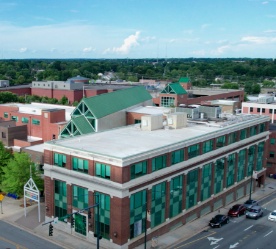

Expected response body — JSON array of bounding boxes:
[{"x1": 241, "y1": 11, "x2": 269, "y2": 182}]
[
  {"x1": 152, "y1": 78, "x2": 245, "y2": 107},
  {"x1": 60, "y1": 86, "x2": 153, "y2": 138},
  {"x1": 0, "y1": 80, "x2": 9, "y2": 87},
  {"x1": 0, "y1": 102, "x2": 74, "y2": 145}
]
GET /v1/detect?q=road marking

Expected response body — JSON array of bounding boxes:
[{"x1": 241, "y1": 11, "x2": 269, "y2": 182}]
[
  {"x1": 208, "y1": 237, "x2": 223, "y2": 245},
  {"x1": 264, "y1": 231, "x2": 273, "y2": 237},
  {"x1": 172, "y1": 230, "x2": 217, "y2": 249},
  {"x1": 229, "y1": 242, "x2": 239, "y2": 248},
  {"x1": 213, "y1": 246, "x2": 220, "y2": 249},
  {"x1": 244, "y1": 225, "x2": 253, "y2": 231},
  {"x1": 0, "y1": 236, "x2": 28, "y2": 249}
]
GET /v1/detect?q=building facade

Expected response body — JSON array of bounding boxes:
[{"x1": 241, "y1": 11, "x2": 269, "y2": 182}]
[
  {"x1": 242, "y1": 94, "x2": 276, "y2": 175},
  {"x1": 43, "y1": 113, "x2": 269, "y2": 249},
  {"x1": 0, "y1": 103, "x2": 74, "y2": 143}
]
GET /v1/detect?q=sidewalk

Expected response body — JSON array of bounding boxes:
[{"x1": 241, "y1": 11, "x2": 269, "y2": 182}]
[{"x1": 1, "y1": 178, "x2": 276, "y2": 249}]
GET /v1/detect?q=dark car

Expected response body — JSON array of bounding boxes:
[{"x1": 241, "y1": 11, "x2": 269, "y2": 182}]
[
  {"x1": 246, "y1": 206, "x2": 263, "y2": 220},
  {"x1": 209, "y1": 214, "x2": 229, "y2": 228},
  {"x1": 244, "y1": 199, "x2": 258, "y2": 209},
  {"x1": 228, "y1": 204, "x2": 247, "y2": 217}
]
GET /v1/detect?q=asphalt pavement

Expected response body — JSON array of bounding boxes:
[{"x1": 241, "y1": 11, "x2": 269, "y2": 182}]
[{"x1": 0, "y1": 177, "x2": 276, "y2": 249}]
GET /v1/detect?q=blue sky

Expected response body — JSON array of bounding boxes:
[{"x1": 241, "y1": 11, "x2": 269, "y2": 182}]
[{"x1": 0, "y1": 0, "x2": 276, "y2": 59}]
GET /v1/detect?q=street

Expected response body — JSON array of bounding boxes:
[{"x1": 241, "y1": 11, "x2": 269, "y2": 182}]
[
  {"x1": 0, "y1": 220, "x2": 64, "y2": 249},
  {"x1": 173, "y1": 193, "x2": 276, "y2": 249}
]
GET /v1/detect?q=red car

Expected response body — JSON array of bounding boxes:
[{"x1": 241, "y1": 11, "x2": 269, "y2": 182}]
[{"x1": 228, "y1": 204, "x2": 247, "y2": 217}]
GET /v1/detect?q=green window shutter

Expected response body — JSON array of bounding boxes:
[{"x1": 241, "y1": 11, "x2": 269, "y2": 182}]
[
  {"x1": 106, "y1": 166, "x2": 111, "y2": 178},
  {"x1": 96, "y1": 163, "x2": 101, "y2": 176}
]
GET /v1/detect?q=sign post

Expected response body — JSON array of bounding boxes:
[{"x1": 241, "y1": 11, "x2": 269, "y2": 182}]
[
  {"x1": 0, "y1": 194, "x2": 4, "y2": 214},
  {"x1": 24, "y1": 177, "x2": 40, "y2": 222}
]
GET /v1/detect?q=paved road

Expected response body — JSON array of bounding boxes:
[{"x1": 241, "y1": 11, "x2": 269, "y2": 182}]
[
  {"x1": 0, "y1": 220, "x2": 64, "y2": 249},
  {"x1": 172, "y1": 195, "x2": 276, "y2": 249}
]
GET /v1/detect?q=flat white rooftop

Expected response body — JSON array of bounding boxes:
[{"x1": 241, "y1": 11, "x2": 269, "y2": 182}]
[
  {"x1": 129, "y1": 106, "x2": 171, "y2": 115},
  {"x1": 1, "y1": 102, "x2": 74, "y2": 121},
  {"x1": 46, "y1": 114, "x2": 269, "y2": 159}
]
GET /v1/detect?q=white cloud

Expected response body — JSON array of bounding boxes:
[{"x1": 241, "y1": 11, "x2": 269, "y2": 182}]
[
  {"x1": 19, "y1": 48, "x2": 27, "y2": 53},
  {"x1": 241, "y1": 36, "x2": 276, "y2": 44},
  {"x1": 140, "y1": 36, "x2": 156, "y2": 42},
  {"x1": 264, "y1": 29, "x2": 276, "y2": 33},
  {"x1": 83, "y1": 47, "x2": 95, "y2": 53},
  {"x1": 262, "y1": 1, "x2": 269, "y2": 4},
  {"x1": 211, "y1": 45, "x2": 231, "y2": 55},
  {"x1": 105, "y1": 31, "x2": 140, "y2": 54}
]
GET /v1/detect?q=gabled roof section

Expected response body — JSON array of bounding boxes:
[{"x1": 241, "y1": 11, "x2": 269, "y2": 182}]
[
  {"x1": 83, "y1": 86, "x2": 152, "y2": 119},
  {"x1": 179, "y1": 77, "x2": 191, "y2": 83},
  {"x1": 161, "y1": 83, "x2": 187, "y2": 95}
]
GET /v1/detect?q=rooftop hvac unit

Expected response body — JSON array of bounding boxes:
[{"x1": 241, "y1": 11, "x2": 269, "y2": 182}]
[
  {"x1": 167, "y1": 112, "x2": 187, "y2": 129},
  {"x1": 141, "y1": 114, "x2": 163, "y2": 131}
]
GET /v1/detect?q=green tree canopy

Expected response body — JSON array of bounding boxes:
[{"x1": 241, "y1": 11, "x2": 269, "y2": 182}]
[
  {"x1": 0, "y1": 142, "x2": 13, "y2": 190},
  {"x1": 1, "y1": 152, "x2": 44, "y2": 197},
  {"x1": 0, "y1": 91, "x2": 18, "y2": 103},
  {"x1": 221, "y1": 82, "x2": 239, "y2": 89}
]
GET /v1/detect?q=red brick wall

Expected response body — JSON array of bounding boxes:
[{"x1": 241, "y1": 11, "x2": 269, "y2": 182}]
[
  {"x1": 45, "y1": 176, "x2": 54, "y2": 218},
  {"x1": 14, "y1": 139, "x2": 43, "y2": 147},
  {"x1": 44, "y1": 150, "x2": 53, "y2": 165},
  {"x1": 0, "y1": 88, "x2": 31, "y2": 96},
  {"x1": 126, "y1": 112, "x2": 145, "y2": 125},
  {"x1": 187, "y1": 91, "x2": 244, "y2": 105},
  {"x1": 41, "y1": 110, "x2": 66, "y2": 141},
  {"x1": 32, "y1": 88, "x2": 53, "y2": 98},
  {"x1": 267, "y1": 131, "x2": 276, "y2": 175},
  {"x1": 159, "y1": 93, "x2": 188, "y2": 106},
  {"x1": 110, "y1": 196, "x2": 130, "y2": 245}
]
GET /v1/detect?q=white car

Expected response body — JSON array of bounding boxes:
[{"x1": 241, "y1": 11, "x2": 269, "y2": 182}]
[{"x1": 268, "y1": 210, "x2": 276, "y2": 221}]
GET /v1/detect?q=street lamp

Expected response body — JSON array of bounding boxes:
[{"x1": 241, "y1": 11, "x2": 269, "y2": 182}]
[{"x1": 249, "y1": 167, "x2": 253, "y2": 201}]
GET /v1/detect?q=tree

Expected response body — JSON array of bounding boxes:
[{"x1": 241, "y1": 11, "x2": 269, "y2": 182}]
[
  {"x1": 1, "y1": 152, "x2": 44, "y2": 197},
  {"x1": 59, "y1": 95, "x2": 68, "y2": 105},
  {"x1": 0, "y1": 91, "x2": 18, "y2": 103},
  {"x1": 221, "y1": 82, "x2": 239, "y2": 89},
  {"x1": 0, "y1": 142, "x2": 13, "y2": 190},
  {"x1": 252, "y1": 84, "x2": 261, "y2": 94},
  {"x1": 244, "y1": 83, "x2": 253, "y2": 94}
]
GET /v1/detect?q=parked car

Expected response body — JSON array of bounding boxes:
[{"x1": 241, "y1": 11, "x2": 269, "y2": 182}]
[
  {"x1": 268, "y1": 210, "x2": 276, "y2": 221},
  {"x1": 246, "y1": 206, "x2": 263, "y2": 220},
  {"x1": 228, "y1": 204, "x2": 247, "y2": 217},
  {"x1": 209, "y1": 214, "x2": 229, "y2": 228},
  {"x1": 244, "y1": 199, "x2": 258, "y2": 209}
]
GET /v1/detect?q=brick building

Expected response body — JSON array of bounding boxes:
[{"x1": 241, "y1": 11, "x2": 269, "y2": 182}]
[
  {"x1": 0, "y1": 103, "x2": 74, "y2": 145},
  {"x1": 43, "y1": 113, "x2": 269, "y2": 248},
  {"x1": 242, "y1": 94, "x2": 276, "y2": 175}
]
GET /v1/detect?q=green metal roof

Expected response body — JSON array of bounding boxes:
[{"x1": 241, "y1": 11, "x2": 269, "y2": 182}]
[
  {"x1": 161, "y1": 83, "x2": 187, "y2": 94},
  {"x1": 179, "y1": 77, "x2": 191, "y2": 83},
  {"x1": 82, "y1": 86, "x2": 152, "y2": 119},
  {"x1": 60, "y1": 86, "x2": 152, "y2": 138},
  {"x1": 72, "y1": 115, "x2": 94, "y2": 134}
]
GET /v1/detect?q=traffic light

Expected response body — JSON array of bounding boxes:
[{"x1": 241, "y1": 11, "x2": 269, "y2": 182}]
[
  {"x1": 71, "y1": 217, "x2": 75, "y2": 228},
  {"x1": 94, "y1": 233, "x2": 102, "y2": 240},
  {"x1": 88, "y1": 210, "x2": 91, "y2": 219},
  {"x1": 49, "y1": 223, "x2": 53, "y2": 236}
]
